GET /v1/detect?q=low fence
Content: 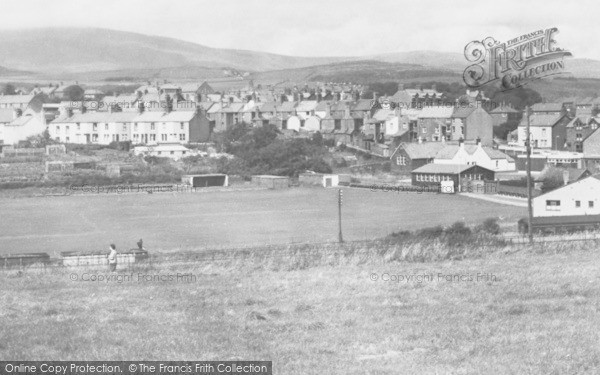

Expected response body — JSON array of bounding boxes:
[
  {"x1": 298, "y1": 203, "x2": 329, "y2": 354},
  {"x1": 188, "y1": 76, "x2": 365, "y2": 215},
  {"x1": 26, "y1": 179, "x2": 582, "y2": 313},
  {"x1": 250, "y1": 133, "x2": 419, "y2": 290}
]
[
  {"x1": 496, "y1": 183, "x2": 541, "y2": 198},
  {"x1": 61, "y1": 249, "x2": 149, "y2": 267},
  {"x1": 1, "y1": 148, "x2": 45, "y2": 158},
  {"x1": 1, "y1": 249, "x2": 148, "y2": 270},
  {"x1": 4, "y1": 230, "x2": 600, "y2": 272}
]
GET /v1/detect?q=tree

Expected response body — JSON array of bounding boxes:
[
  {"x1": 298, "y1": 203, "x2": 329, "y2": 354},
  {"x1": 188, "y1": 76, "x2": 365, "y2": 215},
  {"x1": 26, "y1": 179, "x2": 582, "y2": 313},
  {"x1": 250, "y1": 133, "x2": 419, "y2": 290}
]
[
  {"x1": 0, "y1": 83, "x2": 16, "y2": 95},
  {"x1": 62, "y1": 85, "x2": 84, "y2": 101}
]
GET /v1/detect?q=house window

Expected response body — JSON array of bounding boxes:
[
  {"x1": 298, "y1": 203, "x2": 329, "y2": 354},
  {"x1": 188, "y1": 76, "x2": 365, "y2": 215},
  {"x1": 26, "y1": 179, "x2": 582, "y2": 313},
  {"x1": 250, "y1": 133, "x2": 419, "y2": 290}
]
[
  {"x1": 76, "y1": 123, "x2": 80, "y2": 130},
  {"x1": 93, "y1": 123, "x2": 98, "y2": 131},
  {"x1": 123, "y1": 124, "x2": 127, "y2": 131},
  {"x1": 179, "y1": 134, "x2": 186, "y2": 141},
  {"x1": 162, "y1": 123, "x2": 166, "y2": 130},
  {"x1": 576, "y1": 200, "x2": 581, "y2": 207},
  {"x1": 396, "y1": 156, "x2": 406, "y2": 166},
  {"x1": 546, "y1": 200, "x2": 561, "y2": 211},
  {"x1": 170, "y1": 151, "x2": 174, "y2": 155},
  {"x1": 134, "y1": 123, "x2": 138, "y2": 131},
  {"x1": 422, "y1": 128, "x2": 427, "y2": 133},
  {"x1": 180, "y1": 122, "x2": 184, "y2": 130},
  {"x1": 590, "y1": 201, "x2": 595, "y2": 208},
  {"x1": 66, "y1": 125, "x2": 70, "y2": 132},
  {"x1": 92, "y1": 134, "x2": 98, "y2": 142},
  {"x1": 105, "y1": 124, "x2": 109, "y2": 131},
  {"x1": 151, "y1": 123, "x2": 155, "y2": 130},
  {"x1": 56, "y1": 125, "x2": 60, "y2": 132},
  {"x1": 66, "y1": 137, "x2": 70, "y2": 142},
  {"x1": 161, "y1": 134, "x2": 167, "y2": 141},
  {"x1": 150, "y1": 134, "x2": 156, "y2": 141}
]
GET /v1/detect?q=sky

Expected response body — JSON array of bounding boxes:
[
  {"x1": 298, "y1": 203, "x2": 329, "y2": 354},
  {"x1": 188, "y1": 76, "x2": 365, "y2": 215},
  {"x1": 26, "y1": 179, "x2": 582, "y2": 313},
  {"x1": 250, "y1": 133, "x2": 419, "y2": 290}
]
[{"x1": 1, "y1": 0, "x2": 598, "y2": 59}]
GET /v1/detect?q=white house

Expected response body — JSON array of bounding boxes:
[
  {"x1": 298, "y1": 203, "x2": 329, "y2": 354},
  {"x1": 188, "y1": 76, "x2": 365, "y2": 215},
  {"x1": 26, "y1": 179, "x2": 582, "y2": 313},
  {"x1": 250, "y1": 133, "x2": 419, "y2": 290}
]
[
  {"x1": 49, "y1": 110, "x2": 210, "y2": 145},
  {"x1": 533, "y1": 176, "x2": 600, "y2": 217},
  {"x1": 0, "y1": 109, "x2": 46, "y2": 145},
  {"x1": 295, "y1": 101, "x2": 318, "y2": 120},
  {"x1": 433, "y1": 142, "x2": 516, "y2": 172},
  {"x1": 0, "y1": 94, "x2": 37, "y2": 109},
  {"x1": 516, "y1": 113, "x2": 569, "y2": 150},
  {"x1": 384, "y1": 110, "x2": 410, "y2": 137},
  {"x1": 286, "y1": 115, "x2": 302, "y2": 132},
  {"x1": 303, "y1": 115, "x2": 321, "y2": 132}
]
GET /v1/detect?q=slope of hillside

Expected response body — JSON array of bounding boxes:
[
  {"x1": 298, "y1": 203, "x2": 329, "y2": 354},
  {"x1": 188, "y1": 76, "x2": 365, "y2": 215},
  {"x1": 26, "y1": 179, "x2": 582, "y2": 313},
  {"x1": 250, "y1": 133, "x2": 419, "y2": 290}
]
[
  {"x1": 371, "y1": 51, "x2": 466, "y2": 72},
  {"x1": 0, "y1": 28, "x2": 348, "y2": 74},
  {"x1": 252, "y1": 60, "x2": 460, "y2": 85}
]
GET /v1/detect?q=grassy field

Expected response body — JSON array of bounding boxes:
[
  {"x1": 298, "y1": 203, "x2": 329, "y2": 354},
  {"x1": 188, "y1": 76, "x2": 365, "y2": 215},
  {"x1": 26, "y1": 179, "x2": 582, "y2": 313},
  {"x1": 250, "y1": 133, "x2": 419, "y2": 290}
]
[
  {"x1": 1, "y1": 240, "x2": 600, "y2": 373},
  {"x1": 0, "y1": 187, "x2": 525, "y2": 255}
]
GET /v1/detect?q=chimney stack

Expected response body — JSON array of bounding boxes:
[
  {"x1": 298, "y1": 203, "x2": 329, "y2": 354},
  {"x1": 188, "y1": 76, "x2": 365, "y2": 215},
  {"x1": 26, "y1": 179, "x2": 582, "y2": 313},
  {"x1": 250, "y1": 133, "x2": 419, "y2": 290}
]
[
  {"x1": 12, "y1": 108, "x2": 22, "y2": 119},
  {"x1": 562, "y1": 170, "x2": 570, "y2": 186}
]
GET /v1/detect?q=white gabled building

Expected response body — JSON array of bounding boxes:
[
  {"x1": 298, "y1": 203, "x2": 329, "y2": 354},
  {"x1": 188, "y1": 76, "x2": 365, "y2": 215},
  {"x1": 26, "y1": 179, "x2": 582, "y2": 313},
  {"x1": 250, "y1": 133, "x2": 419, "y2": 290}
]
[
  {"x1": 433, "y1": 141, "x2": 516, "y2": 172},
  {"x1": 533, "y1": 175, "x2": 600, "y2": 217},
  {"x1": 0, "y1": 108, "x2": 46, "y2": 145}
]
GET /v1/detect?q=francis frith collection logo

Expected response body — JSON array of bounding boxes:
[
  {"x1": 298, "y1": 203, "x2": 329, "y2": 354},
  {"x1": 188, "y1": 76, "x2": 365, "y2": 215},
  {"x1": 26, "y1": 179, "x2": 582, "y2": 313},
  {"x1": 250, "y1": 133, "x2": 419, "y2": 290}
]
[{"x1": 463, "y1": 27, "x2": 572, "y2": 90}]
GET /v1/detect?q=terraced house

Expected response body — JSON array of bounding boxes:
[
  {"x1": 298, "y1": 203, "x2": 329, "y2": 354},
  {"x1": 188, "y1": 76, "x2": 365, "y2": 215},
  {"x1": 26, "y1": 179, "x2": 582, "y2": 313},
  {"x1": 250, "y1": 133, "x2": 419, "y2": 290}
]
[{"x1": 49, "y1": 108, "x2": 210, "y2": 145}]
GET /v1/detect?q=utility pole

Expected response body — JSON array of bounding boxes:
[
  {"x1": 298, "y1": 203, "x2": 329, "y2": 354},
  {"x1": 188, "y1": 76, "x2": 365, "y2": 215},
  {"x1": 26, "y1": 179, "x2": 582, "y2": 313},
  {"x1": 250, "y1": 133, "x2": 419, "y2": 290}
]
[
  {"x1": 338, "y1": 189, "x2": 344, "y2": 243},
  {"x1": 526, "y1": 106, "x2": 534, "y2": 244}
]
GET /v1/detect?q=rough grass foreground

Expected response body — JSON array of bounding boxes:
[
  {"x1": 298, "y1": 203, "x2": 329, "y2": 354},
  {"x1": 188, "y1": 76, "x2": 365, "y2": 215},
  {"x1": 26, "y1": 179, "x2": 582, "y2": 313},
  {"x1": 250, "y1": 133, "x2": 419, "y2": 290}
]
[{"x1": 2, "y1": 234, "x2": 600, "y2": 373}]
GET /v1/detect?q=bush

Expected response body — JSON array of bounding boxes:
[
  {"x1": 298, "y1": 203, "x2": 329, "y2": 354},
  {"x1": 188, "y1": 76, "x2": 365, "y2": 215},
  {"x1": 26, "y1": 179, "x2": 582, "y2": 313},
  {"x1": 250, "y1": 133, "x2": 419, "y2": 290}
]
[
  {"x1": 518, "y1": 218, "x2": 529, "y2": 234},
  {"x1": 444, "y1": 221, "x2": 473, "y2": 248},
  {"x1": 417, "y1": 226, "x2": 444, "y2": 240},
  {"x1": 478, "y1": 218, "x2": 501, "y2": 235}
]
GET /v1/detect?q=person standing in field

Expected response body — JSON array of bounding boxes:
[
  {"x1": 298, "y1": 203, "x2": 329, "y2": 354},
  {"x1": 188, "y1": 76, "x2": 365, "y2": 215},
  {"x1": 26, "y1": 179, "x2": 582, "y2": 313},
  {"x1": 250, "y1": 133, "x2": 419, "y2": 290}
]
[{"x1": 108, "y1": 244, "x2": 118, "y2": 272}]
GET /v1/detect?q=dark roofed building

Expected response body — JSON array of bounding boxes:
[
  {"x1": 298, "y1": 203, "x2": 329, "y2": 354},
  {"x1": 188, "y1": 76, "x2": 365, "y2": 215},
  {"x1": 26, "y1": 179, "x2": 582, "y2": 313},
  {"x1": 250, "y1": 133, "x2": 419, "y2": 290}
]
[{"x1": 411, "y1": 163, "x2": 495, "y2": 190}]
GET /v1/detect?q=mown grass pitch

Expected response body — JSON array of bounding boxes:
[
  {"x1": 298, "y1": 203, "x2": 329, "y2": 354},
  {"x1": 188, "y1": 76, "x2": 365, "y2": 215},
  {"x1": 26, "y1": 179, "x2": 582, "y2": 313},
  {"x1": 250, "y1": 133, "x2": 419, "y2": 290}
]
[{"x1": 0, "y1": 187, "x2": 525, "y2": 254}]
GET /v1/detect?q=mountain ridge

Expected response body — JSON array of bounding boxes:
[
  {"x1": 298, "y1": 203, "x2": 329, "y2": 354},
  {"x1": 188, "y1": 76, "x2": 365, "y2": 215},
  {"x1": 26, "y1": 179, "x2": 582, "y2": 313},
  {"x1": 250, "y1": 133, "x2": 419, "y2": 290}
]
[{"x1": 0, "y1": 27, "x2": 598, "y2": 81}]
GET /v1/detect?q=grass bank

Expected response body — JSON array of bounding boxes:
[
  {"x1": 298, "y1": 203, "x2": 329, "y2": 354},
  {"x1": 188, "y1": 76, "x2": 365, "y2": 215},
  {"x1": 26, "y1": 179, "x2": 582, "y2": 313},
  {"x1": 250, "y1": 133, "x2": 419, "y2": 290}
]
[{"x1": 2, "y1": 235, "x2": 600, "y2": 373}]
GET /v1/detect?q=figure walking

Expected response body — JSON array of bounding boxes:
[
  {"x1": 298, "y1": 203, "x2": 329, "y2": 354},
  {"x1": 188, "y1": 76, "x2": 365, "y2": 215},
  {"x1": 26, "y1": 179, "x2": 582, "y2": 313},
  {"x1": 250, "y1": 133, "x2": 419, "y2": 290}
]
[{"x1": 108, "y1": 244, "x2": 118, "y2": 272}]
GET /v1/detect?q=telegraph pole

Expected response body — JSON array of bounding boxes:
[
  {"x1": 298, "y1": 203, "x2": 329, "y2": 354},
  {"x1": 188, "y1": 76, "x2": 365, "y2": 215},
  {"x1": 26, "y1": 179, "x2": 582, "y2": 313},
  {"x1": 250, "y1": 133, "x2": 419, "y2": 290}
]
[
  {"x1": 338, "y1": 189, "x2": 344, "y2": 243},
  {"x1": 525, "y1": 106, "x2": 534, "y2": 244}
]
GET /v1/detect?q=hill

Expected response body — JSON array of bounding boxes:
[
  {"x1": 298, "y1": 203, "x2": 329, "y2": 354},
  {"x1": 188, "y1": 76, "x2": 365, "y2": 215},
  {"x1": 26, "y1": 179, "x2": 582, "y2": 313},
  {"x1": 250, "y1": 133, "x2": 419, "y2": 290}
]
[
  {"x1": 0, "y1": 28, "x2": 348, "y2": 74},
  {"x1": 1, "y1": 28, "x2": 599, "y2": 82},
  {"x1": 252, "y1": 60, "x2": 461, "y2": 86}
]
